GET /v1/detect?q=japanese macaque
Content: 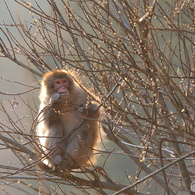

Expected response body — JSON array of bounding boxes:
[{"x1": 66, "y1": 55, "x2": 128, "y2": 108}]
[{"x1": 37, "y1": 70, "x2": 102, "y2": 170}]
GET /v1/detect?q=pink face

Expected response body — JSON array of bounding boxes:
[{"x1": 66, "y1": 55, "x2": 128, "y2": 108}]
[{"x1": 54, "y1": 78, "x2": 69, "y2": 93}]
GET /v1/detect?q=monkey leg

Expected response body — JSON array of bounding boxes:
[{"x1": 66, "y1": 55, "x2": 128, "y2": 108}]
[
  {"x1": 43, "y1": 123, "x2": 65, "y2": 168},
  {"x1": 60, "y1": 131, "x2": 95, "y2": 169}
]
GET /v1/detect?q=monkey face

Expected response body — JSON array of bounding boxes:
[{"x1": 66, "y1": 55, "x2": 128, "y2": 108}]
[{"x1": 54, "y1": 78, "x2": 69, "y2": 94}]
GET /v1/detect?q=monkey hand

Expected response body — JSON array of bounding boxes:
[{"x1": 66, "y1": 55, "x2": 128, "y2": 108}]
[
  {"x1": 50, "y1": 93, "x2": 61, "y2": 104},
  {"x1": 77, "y1": 105, "x2": 85, "y2": 113},
  {"x1": 86, "y1": 103, "x2": 100, "y2": 118},
  {"x1": 77, "y1": 104, "x2": 99, "y2": 118}
]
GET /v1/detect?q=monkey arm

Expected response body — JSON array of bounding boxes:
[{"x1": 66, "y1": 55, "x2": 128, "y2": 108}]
[
  {"x1": 38, "y1": 104, "x2": 59, "y2": 130},
  {"x1": 37, "y1": 105, "x2": 65, "y2": 168}
]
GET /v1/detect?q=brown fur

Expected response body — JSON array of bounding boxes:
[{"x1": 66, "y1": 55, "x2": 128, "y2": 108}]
[{"x1": 37, "y1": 70, "x2": 101, "y2": 169}]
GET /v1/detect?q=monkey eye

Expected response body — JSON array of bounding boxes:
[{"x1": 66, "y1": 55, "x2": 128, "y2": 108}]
[
  {"x1": 54, "y1": 78, "x2": 68, "y2": 86},
  {"x1": 55, "y1": 80, "x2": 61, "y2": 84},
  {"x1": 62, "y1": 79, "x2": 68, "y2": 83}
]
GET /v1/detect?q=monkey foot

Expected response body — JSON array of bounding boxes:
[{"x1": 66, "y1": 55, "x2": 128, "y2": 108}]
[
  {"x1": 53, "y1": 155, "x2": 63, "y2": 165},
  {"x1": 58, "y1": 159, "x2": 79, "y2": 170},
  {"x1": 58, "y1": 159, "x2": 70, "y2": 170}
]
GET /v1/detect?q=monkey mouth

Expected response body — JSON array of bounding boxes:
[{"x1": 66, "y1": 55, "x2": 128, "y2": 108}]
[{"x1": 59, "y1": 92, "x2": 69, "y2": 96}]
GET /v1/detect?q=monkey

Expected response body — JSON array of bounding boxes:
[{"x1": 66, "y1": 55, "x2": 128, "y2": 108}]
[{"x1": 36, "y1": 70, "x2": 102, "y2": 170}]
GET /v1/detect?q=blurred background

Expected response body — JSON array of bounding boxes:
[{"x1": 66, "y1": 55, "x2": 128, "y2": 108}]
[{"x1": 0, "y1": 0, "x2": 194, "y2": 195}]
